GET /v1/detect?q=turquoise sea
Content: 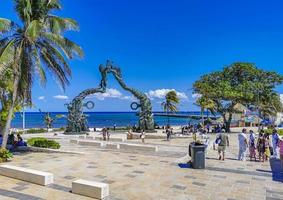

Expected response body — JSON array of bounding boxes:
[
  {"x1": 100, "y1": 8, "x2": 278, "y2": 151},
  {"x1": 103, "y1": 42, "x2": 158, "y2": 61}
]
[{"x1": 11, "y1": 112, "x2": 205, "y2": 129}]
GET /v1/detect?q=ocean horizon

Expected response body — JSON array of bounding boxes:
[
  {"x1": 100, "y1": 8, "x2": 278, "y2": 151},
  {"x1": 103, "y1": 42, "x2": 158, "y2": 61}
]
[{"x1": 11, "y1": 111, "x2": 206, "y2": 129}]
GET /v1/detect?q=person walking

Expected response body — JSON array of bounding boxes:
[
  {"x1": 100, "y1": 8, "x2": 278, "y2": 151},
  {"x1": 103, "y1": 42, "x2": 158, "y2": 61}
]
[
  {"x1": 271, "y1": 129, "x2": 280, "y2": 159},
  {"x1": 264, "y1": 133, "x2": 271, "y2": 161},
  {"x1": 217, "y1": 131, "x2": 229, "y2": 161},
  {"x1": 279, "y1": 136, "x2": 283, "y2": 172},
  {"x1": 166, "y1": 127, "x2": 171, "y2": 141},
  {"x1": 249, "y1": 130, "x2": 257, "y2": 161},
  {"x1": 257, "y1": 130, "x2": 265, "y2": 162},
  {"x1": 238, "y1": 129, "x2": 248, "y2": 161},
  {"x1": 106, "y1": 128, "x2": 110, "y2": 141},
  {"x1": 102, "y1": 127, "x2": 107, "y2": 141}
]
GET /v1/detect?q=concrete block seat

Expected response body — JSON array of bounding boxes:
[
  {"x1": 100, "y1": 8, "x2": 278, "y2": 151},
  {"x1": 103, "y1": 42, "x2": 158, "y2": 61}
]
[
  {"x1": 72, "y1": 179, "x2": 109, "y2": 199},
  {"x1": 0, "y1": 165, "x2": 53, "y2": 186},
  {"x1": 119, "y1": 143, "x2": 158, "y2": 152},
  {"x1": 77, "y1": 140, "x2": 104, "y2": 147}
]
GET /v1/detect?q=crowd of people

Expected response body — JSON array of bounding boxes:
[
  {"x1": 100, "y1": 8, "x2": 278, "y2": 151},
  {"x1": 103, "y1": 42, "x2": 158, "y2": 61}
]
[
  {"x1": 181, "y1": 123, "x2": 226, "y2": 135},
  {"x1": 215, "y1": 128, "x2": 283, "y2": 171}
]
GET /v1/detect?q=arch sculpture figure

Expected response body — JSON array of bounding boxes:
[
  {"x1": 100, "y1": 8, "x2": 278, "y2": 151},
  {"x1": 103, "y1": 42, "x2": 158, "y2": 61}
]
[{"x1": 65, "y1": 60, "x2": 154, "y2": 133}]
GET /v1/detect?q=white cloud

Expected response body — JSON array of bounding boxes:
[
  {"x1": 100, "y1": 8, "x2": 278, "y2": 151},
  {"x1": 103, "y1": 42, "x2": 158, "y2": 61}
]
[
  {"x1": 38, "y1": 96, "x2": 45, "y2": 100},
  {"x1": 53, "y1": 95, "x2": 69, "y2": 100},
  {"x1": 90, "y1": 88, "x2": 135, "y2": 101},
  {"x1": 192, "y1": 93, "x2": 202, "y2": 99},
  {"x1": 146, "y1": 89, "x2": 188, "y2": 100}
]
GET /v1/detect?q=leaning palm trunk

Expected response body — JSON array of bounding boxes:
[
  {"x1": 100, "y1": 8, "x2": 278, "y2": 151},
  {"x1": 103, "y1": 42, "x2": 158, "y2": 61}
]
[{"x1": 1, "y1": 74, "x2": 19, "y2": 148}]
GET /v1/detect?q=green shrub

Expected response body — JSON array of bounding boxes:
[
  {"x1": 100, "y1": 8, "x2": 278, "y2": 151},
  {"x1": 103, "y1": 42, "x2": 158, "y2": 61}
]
[
  {"x1": 0, "y1": 148, "x2": 13, "y2": 162},
  {"x1": 264, "y1": 129, "x2": 283, "y2": 136},
  {"x1": 27, "y1": 138, "x2": 60, "y2": 149}
]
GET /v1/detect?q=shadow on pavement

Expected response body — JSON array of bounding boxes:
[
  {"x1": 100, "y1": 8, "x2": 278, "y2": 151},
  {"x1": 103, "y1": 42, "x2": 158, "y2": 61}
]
[
  {"x1": 269, "y1": 158, "x2": 283, "y2": 183},
  {"x1": 178, "y1": 163, "x2": 191, "y2": 168},
  {"x1": 0, "y1": 189, "x2": 44, "y2": 200}
]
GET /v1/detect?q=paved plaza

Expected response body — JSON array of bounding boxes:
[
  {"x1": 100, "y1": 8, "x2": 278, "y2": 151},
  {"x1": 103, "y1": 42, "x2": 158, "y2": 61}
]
[{"x1": 0, "y1": 133, "x2": 282, "y2": 200}]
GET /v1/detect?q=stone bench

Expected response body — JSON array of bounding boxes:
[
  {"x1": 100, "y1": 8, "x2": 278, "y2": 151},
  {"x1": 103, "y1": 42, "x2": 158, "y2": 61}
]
[
  {"x1": 72, "y1": 179, "x2": 109, "y2": 199},
  {"x1": 119, "y1": 143, "x2": 158, "y2": 152},
  {"x1": 0, "y1": 165, "x2": 53, "y2": 186},
  {"x1": 77, "y1": 140, "x2": 104, "y2": 147}
]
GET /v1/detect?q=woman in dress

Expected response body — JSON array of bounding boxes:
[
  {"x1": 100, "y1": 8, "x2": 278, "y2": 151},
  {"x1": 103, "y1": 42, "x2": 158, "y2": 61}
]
[
  {"x1": 257, "y1": 131, "x2": 265, "y2": 162},
  {"x1": 249, "y1": 130, "x2": 256, "y2": 161}
]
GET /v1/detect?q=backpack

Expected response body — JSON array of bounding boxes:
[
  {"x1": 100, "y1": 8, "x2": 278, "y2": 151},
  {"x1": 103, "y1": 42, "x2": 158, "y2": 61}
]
[{"x1": 215, "y1": 135, "x2": 221, "y2": 144}]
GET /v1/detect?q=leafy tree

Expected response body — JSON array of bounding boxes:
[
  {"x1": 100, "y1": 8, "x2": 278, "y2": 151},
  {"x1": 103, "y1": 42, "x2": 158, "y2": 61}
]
[
  {"x1": 161, "y1": 91, "x2": 180, "y2": 125},
  {"x1": 194, "y1": 96, "x2": 215, "y2": 126},
  {"x1": 0, "y1": 0, "x2": 83, "y2": 148},
  {"x1": 193, "y1": 62, "x2": 283, "y2": 132}
]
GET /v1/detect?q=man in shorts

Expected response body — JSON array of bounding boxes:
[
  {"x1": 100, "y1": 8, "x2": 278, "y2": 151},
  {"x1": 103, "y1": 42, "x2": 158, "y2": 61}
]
[{"x1": 217, "y1": 131, "x2": 229, "y2": 160}]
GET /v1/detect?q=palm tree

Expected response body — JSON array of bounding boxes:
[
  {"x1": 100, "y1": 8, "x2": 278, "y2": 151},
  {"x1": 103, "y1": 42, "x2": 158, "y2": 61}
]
[
  {"x1": 0, "y1": 0, "x2": 83, "y2": 148},
  {"x1": 195, "y1": 96, "x2": 215, "y2": 126},
  {"x1": 161, "y1": 91, "x2": 180, "y2": 126}
]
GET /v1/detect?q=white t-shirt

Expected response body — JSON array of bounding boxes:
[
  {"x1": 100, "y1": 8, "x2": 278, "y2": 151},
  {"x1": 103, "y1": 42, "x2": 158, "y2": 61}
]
[{"x1": 238, "y1": 132, "x2": 247, "y2": 147}]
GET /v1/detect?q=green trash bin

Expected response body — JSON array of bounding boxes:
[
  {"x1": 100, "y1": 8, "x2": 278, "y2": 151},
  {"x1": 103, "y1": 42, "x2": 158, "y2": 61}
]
[{"x1": 189, "y1": 142, "x2": 206, "y2": 169}]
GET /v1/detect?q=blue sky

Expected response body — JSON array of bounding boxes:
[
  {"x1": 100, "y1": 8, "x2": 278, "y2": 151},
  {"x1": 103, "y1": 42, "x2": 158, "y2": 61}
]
[{"x1": 2, "y1": 0, "x2": 283, "y2": 111}]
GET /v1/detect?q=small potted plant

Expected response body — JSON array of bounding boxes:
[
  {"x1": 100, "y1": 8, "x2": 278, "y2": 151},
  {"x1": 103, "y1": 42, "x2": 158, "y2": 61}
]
[{"x1": 0, "y1": 148, "x2": 13, "y2": 162}]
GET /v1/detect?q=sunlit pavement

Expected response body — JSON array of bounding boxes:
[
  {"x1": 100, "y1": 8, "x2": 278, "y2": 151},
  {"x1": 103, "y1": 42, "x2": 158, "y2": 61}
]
[{"x1": 0, "y1": 133, "x2": 282, "y2": 200}]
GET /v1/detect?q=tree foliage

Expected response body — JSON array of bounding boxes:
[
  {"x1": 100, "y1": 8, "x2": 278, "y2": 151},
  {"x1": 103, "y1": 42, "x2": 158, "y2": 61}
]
[
  {"x1": 0, "y1": 0, "x2": 83, "y2": 147},
  {"x1": 193, "y1": 62, "x2": 283, "y2": 132}
]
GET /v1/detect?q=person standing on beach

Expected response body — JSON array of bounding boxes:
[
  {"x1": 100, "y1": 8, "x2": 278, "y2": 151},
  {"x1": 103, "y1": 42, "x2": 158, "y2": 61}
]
[
  {"x1": 113, "y1": 124, "x2": 116, "y2": 132},
  {"x1": 238, "y1": 129, "x2": 248, "y2": 161},
  {"x1": 217, "y1": 131, "x2": 229, "y2": 160},
  {"x1": 271, "y1": 129, "x2": 280, "y2": 159}
]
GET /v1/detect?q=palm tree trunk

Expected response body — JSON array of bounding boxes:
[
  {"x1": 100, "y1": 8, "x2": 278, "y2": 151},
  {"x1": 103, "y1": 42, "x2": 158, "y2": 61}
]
[
  {"x1": 201, "y1": 107, "x2": 204, "y2": 126},
  {"x1": 1, "y1": 74, "x2": 19, "y2": 148}
]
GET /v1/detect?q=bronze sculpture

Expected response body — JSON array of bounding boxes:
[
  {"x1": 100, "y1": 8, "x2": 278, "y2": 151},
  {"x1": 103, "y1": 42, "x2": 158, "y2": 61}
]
[{"x1": 65, "y1": 60, "x2": 154, "y2": 133}]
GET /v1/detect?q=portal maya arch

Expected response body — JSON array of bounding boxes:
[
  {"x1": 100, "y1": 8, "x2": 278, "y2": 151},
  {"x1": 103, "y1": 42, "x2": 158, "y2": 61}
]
[{"x1": 65, "y1": 60, "x2": 154, "y2": 133}]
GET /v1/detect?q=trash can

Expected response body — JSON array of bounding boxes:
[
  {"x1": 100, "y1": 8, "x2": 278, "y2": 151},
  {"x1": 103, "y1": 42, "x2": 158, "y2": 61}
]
[{"x1": 189, "y1": 142, "x2": 206, "y2": 169}]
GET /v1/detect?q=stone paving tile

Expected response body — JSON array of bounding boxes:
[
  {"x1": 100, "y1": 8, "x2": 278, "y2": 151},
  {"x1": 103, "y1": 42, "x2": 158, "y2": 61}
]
[
  {"x1": 139, "y1": 163, "x2": 149, "y2": 166},
  {"x1": 252, "y1": 177, "x2": 265, "y2": 181},
  {"x1": 11, "y1": 185, "x2": 29, "y2": 191},
  {"x1": 125, "y1": 174, "x2": 136, "y2": 178},
  {"x1": 132, "y1": 170, "x2": 145, "y2": 174},
  {"x1": 104, "y1": 179, "x2": 115, "y2": 184},
  {"x1": 0, "y1": 189, "x2": 44, "y2": 200},
  {"x1": 16, "y1": 182, "x2": 30, "y2": 186},
  {"x1": 87, "y1": 165, "x2": 97, "y2": 168},
  {"x1": 160, "y1": 160, "x2": 169, "y2": 163},
  {"x1": 192, "y1": 182, "x2": 206, "y2": 187},
  {"x1": 47, "y1": 183, "x2": 71, "y2": 192},
  {"x1": 171, "y1": 184, "x2": 186, "y2": 190},
  {"x1": 123, "y1": 164, "x2": 133, "y2": 168},
  {"x1": 235, "y1": 180, "x2": 250, "y2": 184},
  {"x1": 63, "y1": 175, "x2": 76, "y2": 180},
  {"x1": 184, "y1": 175, "x2": 196, "y2": 179},
  {"x1": 129, "y1": 158, "x2": 137, "y2": 161},
  {"x1": 94, "y1": 175, "x2": 107, "y2": 179},
  {"x1": 113, "y1": 161, "x2": 122, "y2": 164},
  {"x1": 213, "y1": 175, "x2": 226, "y2": 179}
]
